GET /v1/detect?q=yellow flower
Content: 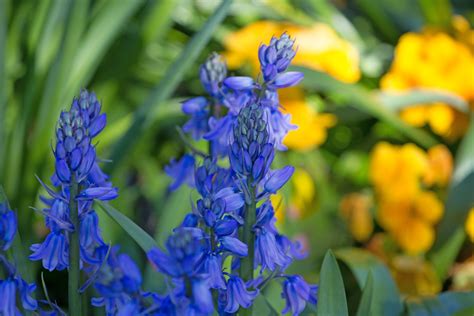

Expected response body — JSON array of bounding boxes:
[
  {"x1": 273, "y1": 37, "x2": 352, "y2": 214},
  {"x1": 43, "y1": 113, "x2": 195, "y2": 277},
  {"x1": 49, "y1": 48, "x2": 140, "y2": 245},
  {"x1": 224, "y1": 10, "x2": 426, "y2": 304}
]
[
  {"x1": 340, "y1": 193, "x2": 373, "y2": 242},
  {"x1": 223, "y1": 20, "x2": 360, "y2": 83},
  {"x1": 466, "y1": 208, "x2": 474, "y2": 243},
  {"x1": 370, "y1": 142, "x2": 448, "y2": 254},
  {"x1": 381, "y1": 29, "x2": 474, "y2": 140},
  {"x1": 370, "y1": 142, "x2": 428, "y2": 201},
  {"x1": 279, "y1": 88, "x2": 337, "y2": 151}
]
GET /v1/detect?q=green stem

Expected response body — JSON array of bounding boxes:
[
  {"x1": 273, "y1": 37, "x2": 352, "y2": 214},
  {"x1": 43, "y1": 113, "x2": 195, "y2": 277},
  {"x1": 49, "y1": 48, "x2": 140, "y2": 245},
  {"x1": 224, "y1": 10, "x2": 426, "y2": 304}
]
[
  {"x1": 239, "y1": 177, "x2": 256, "y2": 316},
  {"x1": 68, "y1": 179, "x2": 81, "y2": 316}
]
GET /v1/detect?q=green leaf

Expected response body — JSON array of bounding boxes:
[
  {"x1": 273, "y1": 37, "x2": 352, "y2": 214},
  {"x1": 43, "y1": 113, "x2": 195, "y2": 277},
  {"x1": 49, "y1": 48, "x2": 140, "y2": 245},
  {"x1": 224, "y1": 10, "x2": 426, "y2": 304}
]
[
  {"x1": 65, "y1": 0, "x2": 145, "y2": 98},
  {"x1": 430, "y1": 228, "x2": 465, "y2": 280},
  {"x1": 336, "y1": 248, "x2": 403, "y2": 316},
  {"x1": 0, "y1": 0, "x2": 7, "y2": 179},
  {"x1": 31, "y1": 0, "x2": 89, "y2": 164},
  {"x1": 293, "y1": 66, "x2": 438, "y2": 149},
  {"x1": 433, "y1": 114, "x2": 474, "y2": 250},
  {"x1": 96, "y1": 201, "x2": 158, "y2": 252},
  {"x1": 438, "y1": 291, "x2": 474, "y2": 315},
  {"x1": 356, "y1": 272, "x2": 374, "y2": 316},
  {"x1": 418, "y1": 0, "x2": 452, "y2": 29},
  {"x1": 377, "y1": 90, "x2": 469, "y2": 113},
  {"x1": 107, "y1": 0, "x2": 233, "y2": 172},
  {"x1": 317, "y1": 250, "x2": 349, "y2": 316}
]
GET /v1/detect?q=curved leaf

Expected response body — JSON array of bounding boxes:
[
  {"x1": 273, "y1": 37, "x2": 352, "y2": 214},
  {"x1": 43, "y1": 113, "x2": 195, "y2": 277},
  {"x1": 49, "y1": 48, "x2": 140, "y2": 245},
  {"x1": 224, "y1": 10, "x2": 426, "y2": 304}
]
[
  {"x1": 336, "y1": 248, "x2": 403, "y2": 316},
  {"x1": 377, "y1": 90, "x2": 469, "y2": 113},
  {"x1": 356, "y1": 272, "x2": 374, "y2": 316},
  {"x1": 432, "y1": 114, "x2": 474, "y2": 250},
  {"x1": 318, "y1": 250, "x2": 349, "y2": 316},
  {"x1": 107, "y1": 0, "x2": 233, "y2": 171},
  {"x1": 96, "y1": 200, "x2": 158, "y2": 252}
]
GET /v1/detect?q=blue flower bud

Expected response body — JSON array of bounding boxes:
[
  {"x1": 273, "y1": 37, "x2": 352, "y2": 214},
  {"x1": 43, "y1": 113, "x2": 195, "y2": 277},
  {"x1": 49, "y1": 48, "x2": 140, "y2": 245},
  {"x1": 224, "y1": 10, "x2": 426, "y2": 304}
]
[
  {"x1": 224, "y1": 76, "x2": 255, "y2": 90},
  {"x1": 200, "y1": 52, "x2": 227, "y2": 96},
  {"x1": 223, "y1": 275, "x2": 259, "y2": 313}
]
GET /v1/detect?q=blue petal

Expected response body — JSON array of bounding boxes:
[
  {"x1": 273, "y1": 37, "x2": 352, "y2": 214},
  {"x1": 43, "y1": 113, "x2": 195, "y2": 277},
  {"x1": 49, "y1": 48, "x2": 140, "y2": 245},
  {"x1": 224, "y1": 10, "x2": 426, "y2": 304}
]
[
  {"x1": 182, "y1": 97, "x2": 208, "y2": 114},
  {"x1": 263, "y1": 166, "x2": 294, "y2": 194},
  {"x1": 223, "y1": 76, "x2": 255, "y2": 90},
  {"x1": 272, "y1": 71, "x2": 304, "y2": 88},
  {"x1": 220, "y1": 236, "x2": 247, "y2": 257}
]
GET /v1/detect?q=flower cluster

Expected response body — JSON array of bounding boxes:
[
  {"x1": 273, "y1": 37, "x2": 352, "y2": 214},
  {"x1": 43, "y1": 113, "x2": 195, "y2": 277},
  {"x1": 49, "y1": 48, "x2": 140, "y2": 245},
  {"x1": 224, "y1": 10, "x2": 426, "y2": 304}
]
[
  {"x1": 381, "y1": 27, "x2": 474, "y2": 140},
  {"x1": 0, "y1": 202, "x2": 38, "y2": 315},
  {"x1": 30, "y1": 90, "x2": 155, "y2": 314},
  {"x1": 370, "y1": 142, "x2": 453, "y2": 254},
  {"x1": 30, "y1": 90, "x2": 117, "y2": 271},
  {"x1": 157, "y1": 33, "x2": 317, "y2": 315}
]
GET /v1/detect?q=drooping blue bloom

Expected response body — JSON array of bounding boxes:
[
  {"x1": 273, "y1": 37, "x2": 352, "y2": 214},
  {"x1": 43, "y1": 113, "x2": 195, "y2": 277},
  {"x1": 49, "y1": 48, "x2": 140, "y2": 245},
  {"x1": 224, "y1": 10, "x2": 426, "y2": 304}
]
[
  {"x1": 164, "y1": 154, "x2": 195, "y2": 191},
  {"x1": 0, "y1": 257, "x2": 38, "y2": 315},
  {"x1": 0, "y1": 202, "x2": 16, "y2": 251},
  {"x1": 281, "y1": 275, "x2": 318, "y2": 316},
  {"x1": 182, "y1": 97, "x2": 209, "y2": 140},
  {"x1": 29, "y1": 231, "x2": 69, "y2": 271},
  {"x1": 223, "y1": 275, "x2": 259, "y2": 313},
  {"x1": 147, "y1": 227, "x2": 214, "y2": 315},
  {"x1": 91, "y1": 246, "x2": 151, "y2": 316}
]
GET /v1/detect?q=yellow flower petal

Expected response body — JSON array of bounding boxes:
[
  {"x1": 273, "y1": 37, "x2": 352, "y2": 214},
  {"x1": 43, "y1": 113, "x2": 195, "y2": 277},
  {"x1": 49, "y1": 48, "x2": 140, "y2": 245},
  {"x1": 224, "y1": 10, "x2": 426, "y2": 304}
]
[
  {"x1": 394, "y1": 218, "x2": 435, "y2": 255},
  {"x1": 413, "y1": 191, "x2": 444, "y2": 224},
  {"x1": 340, "y1": 193, "x2": 373, "y2": 242},
  {"x1": 423, "y1": 144, "x2": 453, "y2": 187}
]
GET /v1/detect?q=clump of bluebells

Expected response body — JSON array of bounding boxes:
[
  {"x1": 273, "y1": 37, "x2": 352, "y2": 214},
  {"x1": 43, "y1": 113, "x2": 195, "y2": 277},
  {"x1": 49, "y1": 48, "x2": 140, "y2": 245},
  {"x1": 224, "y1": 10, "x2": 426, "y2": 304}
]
[
  {"x1": 31, "y1": 91, "x2": 158, "y2": 315},
  {"x1": 158, "y1": 33, "x2": 317, "y2": 315}
]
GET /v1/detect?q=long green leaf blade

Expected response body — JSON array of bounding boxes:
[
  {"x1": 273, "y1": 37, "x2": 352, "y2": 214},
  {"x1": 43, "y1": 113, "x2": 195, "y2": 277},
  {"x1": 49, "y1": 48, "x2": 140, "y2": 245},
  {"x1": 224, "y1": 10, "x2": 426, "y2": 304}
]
[
  {"x1": 356, "y1": 272, "x2": 374, "y2": 316},
  {"x1": 377, "y1": 90, "x2": 469, "y2": 113},
  {"x1": 107, "y1": 0, "x2": 233, "y2": 172},
  {"x1": 317, "y1": 250, "x2": 349, "y2": 316},
  {"x1": 433, "y1": 114, "x2": 474, "y2": 249},
  {"x1": 0, "y1": 0, "x2": 7, "y2": 178},
  {"x1": 293, "y1": 66, "x2": 438, "y2": 149},
  {"x1": 96, "y1": 201, "x2": 158, "y2": 252}
]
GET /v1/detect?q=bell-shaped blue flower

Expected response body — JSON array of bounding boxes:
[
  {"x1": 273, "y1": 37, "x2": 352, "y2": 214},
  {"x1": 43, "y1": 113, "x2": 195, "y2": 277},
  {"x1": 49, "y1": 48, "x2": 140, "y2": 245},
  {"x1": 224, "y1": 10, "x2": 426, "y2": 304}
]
[
  {"x1": 165, "y1": 154, "x2": 196, "y2": 191},
  {"x1": 281, "y1": 275, "x2": 318, "y2": 315},
  {"x1": 29, "y1": 231, "x2": 68, "y2": 271},
  {"x1": 223, "y1": 275, "x2": 259, "y2": 313}
]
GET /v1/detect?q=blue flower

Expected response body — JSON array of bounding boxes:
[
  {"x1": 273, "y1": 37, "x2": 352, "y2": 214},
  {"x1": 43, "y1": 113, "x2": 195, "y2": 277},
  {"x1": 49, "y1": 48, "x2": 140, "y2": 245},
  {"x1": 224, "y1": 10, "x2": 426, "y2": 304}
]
[
  {"x1": 0, "y1": 203, "x2": 16, "y2": 251},
  {"x1": 258, "y1": 33, "x2": 297, "y2": 83},
  {"x1": 164, "y1": 154, "x2": 196, "y2": 191},
  {"x1": 29, "y1": 231, "x2": 69, "y2": 271},
  {"x1": 182, "y1": 97, "x2": 209, "y2": 140},
  {"x1": 255, "y1": 229, "x2": 290, "y2": 271},
  {"x1": 223, "y1": 275, "x2": 259, "y2": 313},
  {"x1": 33, "y1": 89, "x2": 117, "y2": 273},
  {"x1": 92, "y1": 247, "x2": 149, "y2": 316},
  {"x1": 0, "y1": 274, "x2": 38, "y2": 315},
  {"x1": 281, "y1": 275, "x2": 318, "y2": 316},
  {"x1": 200, "y1": 52, "x2": 227, "y2": 97}
]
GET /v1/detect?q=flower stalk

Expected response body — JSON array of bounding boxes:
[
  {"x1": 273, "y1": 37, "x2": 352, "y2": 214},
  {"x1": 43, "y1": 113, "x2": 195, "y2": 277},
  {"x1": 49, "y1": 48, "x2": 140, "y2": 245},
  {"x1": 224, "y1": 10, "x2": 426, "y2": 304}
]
[
  {"x1": 68, "y1": 178, "x2": 81, "y2": 316},
  {"x1": 240, "y1": 177, "x2": 256, "y2": 316}
]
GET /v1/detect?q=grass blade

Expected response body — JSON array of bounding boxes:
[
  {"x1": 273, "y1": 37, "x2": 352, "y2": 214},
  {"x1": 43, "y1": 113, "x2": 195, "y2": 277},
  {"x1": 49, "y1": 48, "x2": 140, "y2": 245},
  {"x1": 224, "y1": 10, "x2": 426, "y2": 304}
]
[
  {"x1": 96, "y1": 201, "x2": 158, "y2": 252},
  {"x1": 432, "y1": 114, "x2": 474, "y2": 250},
  {"x1": 107, "y1": 0, "x2": 233, "y2": 172},
  {"x1": 377, "y1": 90, "x2": 469, "y2": 113},
  {"x1": 293, "y1": 66, "x2": 438, "y2": 148},
  {"x1": 30, "y1": 0, "x2": 89, "y2": 165},
  {"x1": 65, "y1": 0, "x2": 145, "y2": 98},
  {"x1": 0, "y1": 0, "x2": 7, "y2": 179},
  {"x1": 356, "y1": 272, "x2": 374, "y2": 316},
  {"x1": 318, "y1": 250, "x2": 349, "y2": 316}
]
